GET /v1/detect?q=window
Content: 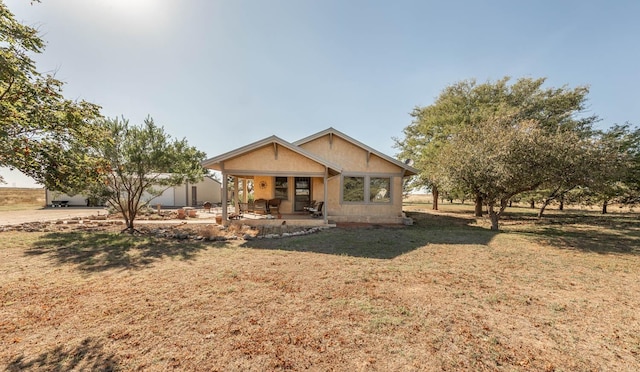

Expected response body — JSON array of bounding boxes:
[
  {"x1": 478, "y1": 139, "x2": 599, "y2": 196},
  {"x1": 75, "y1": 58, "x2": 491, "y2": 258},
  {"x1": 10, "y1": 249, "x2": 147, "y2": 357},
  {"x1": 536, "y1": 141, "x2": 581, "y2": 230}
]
[
  {"x1": 343, "y1": 176, "x2": 365, "y2": 202},
  {"x1": 342, "y1": 175, "x2": 392, "y2": 204},
  {"x1": 370, "y1": 177, "x2": 390, "y2": 203},
  {"x1": 274, "y1": 177, "x2": 288, "y2": 200}
]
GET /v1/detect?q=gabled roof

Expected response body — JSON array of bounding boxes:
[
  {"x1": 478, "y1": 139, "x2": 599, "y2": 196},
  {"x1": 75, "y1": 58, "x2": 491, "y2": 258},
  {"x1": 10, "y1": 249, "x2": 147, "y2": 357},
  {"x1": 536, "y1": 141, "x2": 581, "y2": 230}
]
[
  {"x1": 201, "y1": 135, "x2": 342, "y2": 176},
  {"x1": 293, "y1": 127, "x2": 419, "y2": 176}
]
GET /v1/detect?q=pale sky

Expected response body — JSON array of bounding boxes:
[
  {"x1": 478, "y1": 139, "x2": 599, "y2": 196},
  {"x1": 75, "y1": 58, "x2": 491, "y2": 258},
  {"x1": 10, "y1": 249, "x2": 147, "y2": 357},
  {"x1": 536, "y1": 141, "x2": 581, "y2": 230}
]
[{"x1": 2, "y1": 0, "x2": 639, "y2": 187}]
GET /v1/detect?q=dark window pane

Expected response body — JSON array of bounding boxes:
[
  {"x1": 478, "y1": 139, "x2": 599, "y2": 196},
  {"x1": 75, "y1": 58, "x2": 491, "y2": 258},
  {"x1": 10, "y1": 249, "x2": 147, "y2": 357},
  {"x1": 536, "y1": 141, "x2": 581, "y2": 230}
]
[
  {"x1": 370, "y1": 177, "x2": 390, "y2": 203},
  {"x1": 275, "y1": 176, "x2": 288, "y2": 200},
  {"x1": 343, "y1": 176, "x2": 364, "y2": 202}
]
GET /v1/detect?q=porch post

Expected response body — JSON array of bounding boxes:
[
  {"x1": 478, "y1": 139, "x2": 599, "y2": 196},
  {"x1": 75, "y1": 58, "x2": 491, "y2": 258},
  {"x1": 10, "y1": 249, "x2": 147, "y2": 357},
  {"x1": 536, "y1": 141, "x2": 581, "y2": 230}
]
[
  {"x1": 323, "y1": 166, "x2": 328, "y2": 224},
  {"x1": 234, "y1": 176, "x2": 240, "y2": 205},
  {"x1": 221, "y1": 172, "x2": 228, "y2": 222},
  {"x1": 242, "y1": 178, "x2": 248, "y2": 202}
]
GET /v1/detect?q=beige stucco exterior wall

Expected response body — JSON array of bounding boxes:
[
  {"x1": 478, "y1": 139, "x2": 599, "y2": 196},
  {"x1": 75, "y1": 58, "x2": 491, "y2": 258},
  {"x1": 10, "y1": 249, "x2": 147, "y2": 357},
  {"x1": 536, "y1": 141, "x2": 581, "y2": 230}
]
[
  {"x1": 300, "y1": 135, "x2": 400, "y2": 174},
  {"x1": 324, "y1": 175, "x2": 404, "y2": 223},
  {"x1": 224, "y1": 145, "x2": 326, "y2": 175},
  {"x1": 300, "y1": 134, "x2": 406, "y2": 223},
  {"x1": 252, "y1": 175, "x2": 274, "y2": 201},
  {"x1": 247, "y1": 175, "x2": 313, "y2": 214}
]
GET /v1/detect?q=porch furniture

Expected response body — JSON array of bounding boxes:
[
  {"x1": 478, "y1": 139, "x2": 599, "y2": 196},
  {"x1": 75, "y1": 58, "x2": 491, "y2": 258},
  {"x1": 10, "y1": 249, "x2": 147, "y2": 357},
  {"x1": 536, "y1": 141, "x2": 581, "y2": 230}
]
[
  {"x1": 203, "y1": 201, "x2": 212, "y2": 212},
  {"x1": 303, "y1": 200, "x2": 316, "y2": 212},
  {"x1": 268, "y1": 198, "x2": 281, "y2": 216},
  {"x1": 253, "y1": 198, "x2": 268, "y2": 215},
  {"x1": 228, "y1": 202, "x2": 244, "y2": 220},
  {"x1": 237, "y1": 202, "x2": 248, "y2": 217},
  {"x1": 308, "y1": 201, "x2": 324, "y2": 218}
]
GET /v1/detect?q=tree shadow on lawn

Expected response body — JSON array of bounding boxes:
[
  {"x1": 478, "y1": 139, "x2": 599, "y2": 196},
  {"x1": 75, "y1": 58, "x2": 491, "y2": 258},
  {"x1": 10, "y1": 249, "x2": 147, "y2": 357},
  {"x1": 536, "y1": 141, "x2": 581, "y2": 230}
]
[
  {"x1": 27, "y1": 231, "x2": 209, "y2": 271},
  {"x1": 507, "y1": 213, "x2": 640, "y2": 256},
  {"x1": 242, "y1": 211, "x2": 498, "y2": 259},
  {"x1": 438, "y1": 205, "x2": 640, "y2": 255},
  {"x1": 6, "y1": 337, "x2": 118, "y2": 371}
]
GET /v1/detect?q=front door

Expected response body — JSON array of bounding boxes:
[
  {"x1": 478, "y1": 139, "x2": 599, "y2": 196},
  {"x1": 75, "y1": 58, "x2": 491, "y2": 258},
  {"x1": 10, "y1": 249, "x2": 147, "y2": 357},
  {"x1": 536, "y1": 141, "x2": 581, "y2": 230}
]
[{"x1": 294, "y1": 177, "x2": 310, "y2": 212}]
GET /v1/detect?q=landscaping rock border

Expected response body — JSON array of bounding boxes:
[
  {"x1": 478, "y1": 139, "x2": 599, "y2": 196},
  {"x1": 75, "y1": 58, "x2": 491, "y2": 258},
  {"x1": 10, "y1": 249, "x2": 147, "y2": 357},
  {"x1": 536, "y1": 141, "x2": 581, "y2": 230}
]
[{"x1": 1, "y1": 217, "x2": 329, "y2": 241}]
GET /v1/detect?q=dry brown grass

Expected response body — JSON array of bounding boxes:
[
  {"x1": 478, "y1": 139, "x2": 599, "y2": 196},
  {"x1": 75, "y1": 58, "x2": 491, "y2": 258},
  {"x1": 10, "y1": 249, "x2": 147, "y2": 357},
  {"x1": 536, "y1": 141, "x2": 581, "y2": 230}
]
[
  {"x1": 0, "y1": 188, "x2": 45, "y2": 211},
  {"x1": 1, "y1": 206, "x2": 639, "y2": 371}
]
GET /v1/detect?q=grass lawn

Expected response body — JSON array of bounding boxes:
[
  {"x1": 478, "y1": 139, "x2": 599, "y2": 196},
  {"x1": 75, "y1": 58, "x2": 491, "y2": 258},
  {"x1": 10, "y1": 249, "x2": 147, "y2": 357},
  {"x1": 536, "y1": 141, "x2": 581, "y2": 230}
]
[{"x1": 1, "y1": 204, "x2": 639, "y2": 370}]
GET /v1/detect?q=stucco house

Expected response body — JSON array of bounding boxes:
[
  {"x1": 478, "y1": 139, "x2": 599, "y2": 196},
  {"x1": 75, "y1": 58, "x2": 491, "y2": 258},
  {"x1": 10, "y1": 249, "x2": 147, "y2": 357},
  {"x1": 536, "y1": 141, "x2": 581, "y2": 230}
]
[
  {"x1": 45, "y1": 175, "x2": 222, "y2": 208},
  {"x1": 202, "y1": 128, "x2": 418, "y2": 224}
]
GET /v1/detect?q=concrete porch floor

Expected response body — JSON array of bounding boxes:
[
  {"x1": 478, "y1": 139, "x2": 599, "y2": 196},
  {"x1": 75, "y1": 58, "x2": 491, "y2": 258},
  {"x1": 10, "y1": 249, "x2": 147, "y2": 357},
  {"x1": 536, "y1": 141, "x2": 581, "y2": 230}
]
[
  {"x1": 198, "y1": 207, "x2": 336, "y2": 227},
  {"x1": 205, "y1": 207, "x2": 334, "y2": 227},
  {"x1": 229, "y1": 215, "x2": 334, "y2": 228}
]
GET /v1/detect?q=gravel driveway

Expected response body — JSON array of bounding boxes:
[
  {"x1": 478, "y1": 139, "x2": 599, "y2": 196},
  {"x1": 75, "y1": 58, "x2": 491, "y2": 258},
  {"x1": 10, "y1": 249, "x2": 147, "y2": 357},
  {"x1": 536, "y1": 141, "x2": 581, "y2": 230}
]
[{"x1": 0, "y1": 207, "x2": 107, "y2": 226}]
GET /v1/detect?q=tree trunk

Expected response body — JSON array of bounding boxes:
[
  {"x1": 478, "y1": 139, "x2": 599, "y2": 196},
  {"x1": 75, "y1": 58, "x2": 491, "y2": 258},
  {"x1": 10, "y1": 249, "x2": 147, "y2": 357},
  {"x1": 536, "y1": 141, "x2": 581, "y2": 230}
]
[
  {"x1": 602, "y1": 200, "x2": 608, "y2": 214},
  {"x1": 487, "y1": 198, "x2": 509, "y2": 231},
  {"x1": 530, "y1": 199, "x2": 535, "y2": 208},
  {"x1": 121, "y1": 206, "x2": 138, "y2": 233},
  {"x1": 487, "y1": 202, "x2": 499, "y2": 230},
  {"x1": 538, "y1": 199, "x2": 551, "y2": 218},
  {"x1": 432, "y1": 186, "x2": 439, "y2": 211},
  {"x1": 125, "y1": 220, "x2": 135, "y2": 233},
  {"x1": 559, "y1": 195, "x2": 564, "y2": 211},
  {"x1": 474, "y1": 194, "x2": 483, "y2": 217},
  {"x1": 489, "y1": 211, "x2": 499, "y2": 231}
]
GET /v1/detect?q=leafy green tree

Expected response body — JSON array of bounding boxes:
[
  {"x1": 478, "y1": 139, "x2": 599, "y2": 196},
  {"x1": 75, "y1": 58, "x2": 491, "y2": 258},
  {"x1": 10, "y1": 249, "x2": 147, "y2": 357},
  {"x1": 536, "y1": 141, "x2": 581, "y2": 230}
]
[
  {"x1": 0, "y1": 1, "x2": 105, "y2": 190},
  {"x1": 436, "y1": 114, "x2": 562, "y2": 230},
  {"x1": 623, "y1": 127, "x2": 640, "y2": 205},
  {"x1": 582, "y1": 123, "x2": 640, "y2": 213},
  {"x1": 395, "y1": 77, "x2": 596, "y2": 216},
  {"x1": 396, "y1": 77, "x2": 596, "y2": 224},
  {"x1": 95, "y1": 117, "x2": 206, "y2": 233},
  {"x1": 534, "y1": 133, "x2": 602, "y2": 218}
]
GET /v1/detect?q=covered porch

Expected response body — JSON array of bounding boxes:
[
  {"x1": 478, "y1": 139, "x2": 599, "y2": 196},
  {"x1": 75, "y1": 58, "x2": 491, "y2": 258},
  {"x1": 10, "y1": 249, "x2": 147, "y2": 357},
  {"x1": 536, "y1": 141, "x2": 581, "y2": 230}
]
[
  {"x1": 222, "y1": 174, "x2": 331, "y2": 226},
  {"x1": 201, "y1": 136, "x2": 341, "y2": 226}
]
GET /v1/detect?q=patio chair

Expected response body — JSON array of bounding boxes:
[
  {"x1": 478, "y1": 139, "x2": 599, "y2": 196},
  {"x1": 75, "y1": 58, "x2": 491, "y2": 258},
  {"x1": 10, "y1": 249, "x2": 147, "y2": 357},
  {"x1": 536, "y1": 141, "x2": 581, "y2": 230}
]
[
  {"x1": 253, "y1": 198, "x2": 268, "y2": 215},
  {"x1": 225, "y1": 201, "x2": 245, "y2": 220},
  {"x1": 237, "y1": 202, "x2": 248, "y2": 217},
  {"x1": 303, "y1": 200, "x2": 317, "y2": 212},
  {"x1": 268, "y1": 198, "x2": 281, "y2": 216},
  {"x1": 308, "y1": 201, "x2": 324, "y2": 218}
]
